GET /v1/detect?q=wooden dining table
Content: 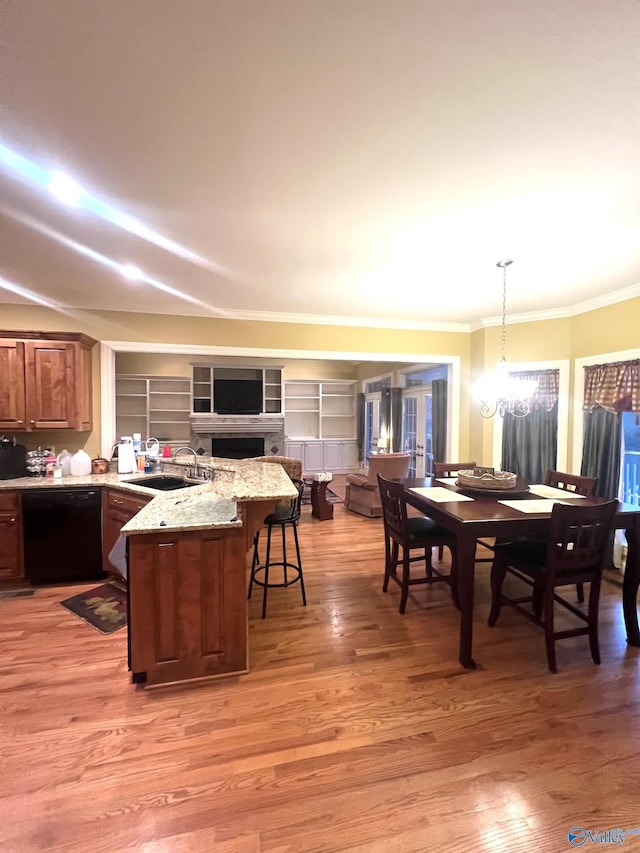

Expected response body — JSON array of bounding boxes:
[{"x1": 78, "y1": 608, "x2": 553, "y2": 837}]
[{"x1": 403, "y1": 476, "x2": 640, "y2": 669}]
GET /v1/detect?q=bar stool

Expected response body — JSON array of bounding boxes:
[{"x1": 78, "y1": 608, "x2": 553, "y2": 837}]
[{"x1": 248, "y1": 478, "x2": 306, "y2": 619}]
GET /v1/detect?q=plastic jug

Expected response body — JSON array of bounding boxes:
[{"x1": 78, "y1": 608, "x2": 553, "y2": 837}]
[
  {"x1": 56, "y1": 449, "x2": 73, "y2": 476},
  {"x1": 146, "y1": 438, "x2": 160, "y2": 461},
  {"x1": 70, "y1": 449, "x2": 92, "y2": 476}
]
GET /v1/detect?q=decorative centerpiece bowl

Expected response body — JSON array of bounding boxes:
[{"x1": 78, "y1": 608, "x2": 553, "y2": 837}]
[{"x1": 456, "y1": 469, "x2": 517, "y2": 491}]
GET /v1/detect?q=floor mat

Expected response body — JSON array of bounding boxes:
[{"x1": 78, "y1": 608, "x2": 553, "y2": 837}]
[{"x1": 60, "y1": 581, "x2": 127, "y2": 634}]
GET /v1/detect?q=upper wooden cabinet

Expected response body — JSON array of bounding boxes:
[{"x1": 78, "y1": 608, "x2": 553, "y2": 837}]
[{"x1": 0, "y1": 331, "x2": 96, "y2": 432}]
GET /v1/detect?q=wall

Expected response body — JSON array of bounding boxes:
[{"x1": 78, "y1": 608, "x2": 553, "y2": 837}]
[
  {"x1": 116, "y1": 352, "x2": 359, "y2": 381},
  {"x1": 2, "y1": 296, "x2": 638, "y2": 465}
]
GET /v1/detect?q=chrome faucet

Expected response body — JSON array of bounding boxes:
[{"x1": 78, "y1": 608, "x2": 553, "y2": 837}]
[{"x1": 173, "y1": 446, "x2": 199, "y2": 478}]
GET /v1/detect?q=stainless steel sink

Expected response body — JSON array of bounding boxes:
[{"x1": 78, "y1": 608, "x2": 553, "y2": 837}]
[{"x1": 128, "y1": 475, "x2": 198, "y2": 491}]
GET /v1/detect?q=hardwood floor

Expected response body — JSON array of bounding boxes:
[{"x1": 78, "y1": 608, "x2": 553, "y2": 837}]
[{"x1": 1, "y1": 498, "x2": 639, "y2": 852}]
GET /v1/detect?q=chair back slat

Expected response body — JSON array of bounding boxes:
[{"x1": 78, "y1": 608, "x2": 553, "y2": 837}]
[
  {"x1": 546, "y1": 500, "x2": 618, "y2": 580},
  {"x1": 546, "y1": 470, "x2": 596, "y2": 497},
  {"x1": 377, "y1": 475, "x2": 409, "y2": 543},
  {"x1": 433, "y1": 461, "x2": 477, "y2": 479}
]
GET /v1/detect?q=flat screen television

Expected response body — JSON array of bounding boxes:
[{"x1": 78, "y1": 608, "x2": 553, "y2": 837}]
[{"x1": 213, "y1": 378, "x2": 263, "y2": 415}]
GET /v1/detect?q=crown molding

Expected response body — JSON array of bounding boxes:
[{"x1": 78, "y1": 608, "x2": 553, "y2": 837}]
[{"x1": 473, "y1": 282, "x2": 640, "y2": 330}]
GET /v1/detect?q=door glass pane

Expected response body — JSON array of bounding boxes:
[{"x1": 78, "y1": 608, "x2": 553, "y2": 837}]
[
  {"x1": 424, "y1": 394, "x2": 434, "y2": 475},
  {"x1": 365, "y1": 401, "x2": 374, "y2": 459},
  {"x1": 403, "y1": 397, "x2": 417, "y2": 477},
  {"x1": 622, "y1": 412, "x2": 640, "y2": 506}
]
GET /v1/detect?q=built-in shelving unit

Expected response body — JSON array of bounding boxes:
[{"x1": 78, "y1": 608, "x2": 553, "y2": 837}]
[
  {"x1": 192, "y1": 366, "x2": 282, "y2": 414},
  {"x1": 284, "y1": 380, "x2": 356, "y2": 439},
  {"x1": 283, "y1": 380, "x2": 358, "y2": 472},
  {"x1": 115, "y1": 375, "x2": 191, "y2": 443}
]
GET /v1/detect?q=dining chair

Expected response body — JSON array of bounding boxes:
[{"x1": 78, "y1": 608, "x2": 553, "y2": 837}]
[
  {"x1": 433, "y1": 461, "x2": 477, "y2": 479},
  {"x1": 546, "y1": 470, "x2": 597, "y2": 602},
  {"x1": 546, "y1": 470, "x2": 597, "y2": 496},
  {"x1": 248, "y1": 478, "x2": 306, "y2": 619},
  {"x1": 378, "y1": 474, "x2": 458, "y2": 614},
  {"x1": 487, "y1": 499, "x2": 618, "y2": 672}
]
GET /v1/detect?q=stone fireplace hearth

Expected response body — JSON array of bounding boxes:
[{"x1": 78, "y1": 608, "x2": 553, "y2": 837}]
[{"x1": 190, "y1": 415, "x2": 285, "y2": 458}]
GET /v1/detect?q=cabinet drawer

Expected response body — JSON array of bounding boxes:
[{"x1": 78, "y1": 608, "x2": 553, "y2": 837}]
[
  {"x1": 0, "y1": 491, "x2": 19, "y2": 511},
  {"x1": 106, "y1": 490, "x2": 150, "y2": 516}
]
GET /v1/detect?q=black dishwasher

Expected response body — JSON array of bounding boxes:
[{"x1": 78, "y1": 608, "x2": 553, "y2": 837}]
[{"x1": 22, "y1": 489, "x2": 105, "y2": 584}]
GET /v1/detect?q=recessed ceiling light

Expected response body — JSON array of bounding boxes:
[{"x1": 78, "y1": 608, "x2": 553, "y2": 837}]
[
  {"x1": 47, "y1": 171, "x2": 83, "y2": 206},
  {"x1": 121, "y1": 264, "x2": 142, "y2": 281}
]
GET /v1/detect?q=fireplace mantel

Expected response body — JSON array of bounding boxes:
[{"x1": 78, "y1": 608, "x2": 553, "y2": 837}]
[{"x1": 190, "y1": 415, "x2": 284, "y2": 434}]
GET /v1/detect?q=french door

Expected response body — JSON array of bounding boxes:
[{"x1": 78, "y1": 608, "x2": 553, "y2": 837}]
[
  {"x1": 402, "y1": 390, "x2": 433, "y2": 477},
  {"x1": 364, "y1": 395, "x2": 382, "y2": 459}
]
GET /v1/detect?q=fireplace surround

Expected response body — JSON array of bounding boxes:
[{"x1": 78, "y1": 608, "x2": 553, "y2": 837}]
[{"x1": 190, "y1": 414, "x2": 285, "y2": 458}]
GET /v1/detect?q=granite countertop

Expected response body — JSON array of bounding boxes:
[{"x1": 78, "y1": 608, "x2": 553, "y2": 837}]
[{"x1": 0, "y1": 456, "x2": 296, "y2": 536}]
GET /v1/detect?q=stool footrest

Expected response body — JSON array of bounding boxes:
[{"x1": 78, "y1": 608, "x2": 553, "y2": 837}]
[{"x1": 250, "y1": 562, "x2": 303, "y2": 589}]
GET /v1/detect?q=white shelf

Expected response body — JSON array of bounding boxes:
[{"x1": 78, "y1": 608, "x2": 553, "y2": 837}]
[{"x1": 284, "y1": 379, "x2": 356, "y2": 440}]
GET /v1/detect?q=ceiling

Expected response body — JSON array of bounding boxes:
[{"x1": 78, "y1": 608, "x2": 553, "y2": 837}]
[{"x1": 1, "y1": 0, "x2": 639, "y2": 331}]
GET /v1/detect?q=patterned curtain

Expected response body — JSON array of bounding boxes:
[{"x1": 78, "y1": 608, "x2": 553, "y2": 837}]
[
  {"x1": 509, "y1": 368, "x2": 559, "y2": 411},
  {"x1": 583, "y1": 360, "x2": 640, "y2": 413}
]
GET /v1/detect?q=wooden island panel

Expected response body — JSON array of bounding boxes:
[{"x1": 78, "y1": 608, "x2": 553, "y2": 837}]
[{"x1": 128, "y1": 524, "x2": 248, "y2": 686}]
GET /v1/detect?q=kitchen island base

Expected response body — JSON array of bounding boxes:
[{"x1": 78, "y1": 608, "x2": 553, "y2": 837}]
[
  {"x1": 127, "y1": 497, "x2": 279, "y2": 687},
  {"x1": 128, "y1": 526, "x2": 249, "y2": 686}
]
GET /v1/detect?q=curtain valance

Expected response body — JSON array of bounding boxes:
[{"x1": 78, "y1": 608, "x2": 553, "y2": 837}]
[
  {"x1": 583, "y1": 359, "x2": 640, "y2": 413},
  {"x1": 508, "y1": 368, "x2": 559, "y2": 412}
]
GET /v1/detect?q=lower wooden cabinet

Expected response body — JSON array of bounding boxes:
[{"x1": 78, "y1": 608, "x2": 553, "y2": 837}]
[
  {"x1": 127, "y1": 526, "x2": 248, "y2": 685},
  {"x1": 102, "y1": 488, "x2": 151, "y2": 575},
  {"x1": 0, "y1": 491, "x2": 23, "y2": 579}
]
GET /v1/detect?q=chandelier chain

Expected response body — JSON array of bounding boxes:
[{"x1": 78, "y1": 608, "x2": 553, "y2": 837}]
[{"x1": 501, "y1": 264, "x2": 507, "y2": 363}]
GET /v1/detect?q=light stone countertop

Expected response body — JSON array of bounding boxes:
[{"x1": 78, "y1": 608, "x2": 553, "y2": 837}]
[{"x1": 0, "y1": 457, "x2": 296, "y2": 536}]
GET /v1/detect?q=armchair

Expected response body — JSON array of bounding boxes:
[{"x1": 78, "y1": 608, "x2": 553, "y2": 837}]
[{"x1": 344, "y1": 453, "x2": 411, "y2": 517}]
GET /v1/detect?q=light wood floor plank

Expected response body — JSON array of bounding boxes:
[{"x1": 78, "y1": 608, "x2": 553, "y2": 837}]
[{"x1": 1, "y1": 489, "x2": 639, "y2": 852}]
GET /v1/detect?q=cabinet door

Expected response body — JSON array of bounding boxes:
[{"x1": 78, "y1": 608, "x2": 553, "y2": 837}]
[
  {"x1": 102, "y1": 489, "x2": 151, "y2": 573},
  {"x1": 0, "y1": 492, "x2": 23, "y2": 579},
  {"x1": 284, "y1": 441, "x2": 304, "y2": 461},
  {"x1": 0, "y1": 340, "x2": 26, "y2": 431},
  {"x1": 128, "y1": 527, "x2": 248, "y2": 685},
  {"x1": 75, "y1": 341, "x2": 93, "y2": 431},
  {"x1": 341, "y1": 440, "x2": 359, "y2": 470},
  {"x1": 323, "y1": 441, "x2": 343, "y2": 471},
  {"x1": 24, "y1": 340, "x2": 76, "y2": 429},
  {"x1": 304, "y1": 441, "x2": 324, "y2": 472}
]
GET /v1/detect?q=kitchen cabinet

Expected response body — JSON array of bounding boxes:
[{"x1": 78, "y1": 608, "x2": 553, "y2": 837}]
[
  {"x1": 0, "y1": 332, "x2": 96, "y2": 432},
  {"x1": 127, "y1": 526, "x2": 249, "y2": 685},
  {"x1": 102, "y1": 488, "x2": 151, "y2": 575},
  {"x1": 0, "y1": 491, "x2": 23, "y2": 579}
]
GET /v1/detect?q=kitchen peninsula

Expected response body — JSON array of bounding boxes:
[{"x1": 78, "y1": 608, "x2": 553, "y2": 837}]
[
  {"x1": 122, "y1": 458, "x2": 297, "y2": 687},
  {"x1": 0, "y1": 458, "x2": 297, "y2": 687}
]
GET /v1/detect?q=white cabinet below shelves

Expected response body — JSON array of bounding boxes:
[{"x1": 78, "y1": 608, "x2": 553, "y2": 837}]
[
  {"x1": 284, "y1": 439, "x2": 359, "y2": 474},
  {"x1": 323, "y1": 440, "x2": 359, "y2": 471}
]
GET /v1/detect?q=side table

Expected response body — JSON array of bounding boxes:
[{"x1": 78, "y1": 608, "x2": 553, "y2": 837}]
[{"x1": 310, "y1": 474, "x2": 334, "y2": 521}]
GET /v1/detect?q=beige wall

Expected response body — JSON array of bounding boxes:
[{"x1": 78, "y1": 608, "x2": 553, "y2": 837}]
[{"x1": 2, "y1": 296, "x2": 638, "y2": 463}]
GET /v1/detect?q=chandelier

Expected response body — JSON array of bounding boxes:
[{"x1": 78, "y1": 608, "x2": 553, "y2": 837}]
[{"x1": 478, "y1": 259, "x2": 537, "y2": 418}]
